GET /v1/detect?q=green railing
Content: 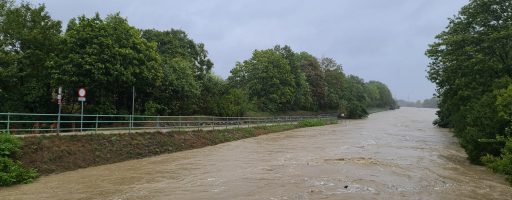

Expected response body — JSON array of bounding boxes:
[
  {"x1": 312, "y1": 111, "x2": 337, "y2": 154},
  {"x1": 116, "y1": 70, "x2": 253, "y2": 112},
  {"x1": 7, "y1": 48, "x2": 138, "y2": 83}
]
[{"x1": 0, "y1": 112, "x2": 337, "y2": 135}]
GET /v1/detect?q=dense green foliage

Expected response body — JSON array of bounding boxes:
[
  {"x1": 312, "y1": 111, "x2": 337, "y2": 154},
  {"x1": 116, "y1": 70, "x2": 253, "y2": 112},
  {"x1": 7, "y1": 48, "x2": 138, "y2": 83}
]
[
  {"x1": 0, "y1": 0, "x2": 61, "y2": 113},
  {"x1": 0, "y1": 157, "x2": 37, "y2": 186},
  {"x1": 229, "y1": 48, "x2": 296, "y2": 112},
  {"x1": 0, "y1": 132, "x2": 37, "y2": 186},
  {"x1": 55, "y1": 13, "x2": 163, "y2": 115},
  {"x1": 0, "y1": 1, "x2": 396, "y2": 119},
  {"x1": 426, "y1": 0, "x2": 512, "y2": 182},
  {"x1": 482, "y1": 136, "x2": 512, "y2": 183},
  {"x1": 229, "y1": 46, "x2": 397, "y2": 117},
  {"x1": 0, "y1": 132, "x2": 20, "y2": 157},
  {"x1": 141, "y1": 29, "x2": 212, "y2": 115}
]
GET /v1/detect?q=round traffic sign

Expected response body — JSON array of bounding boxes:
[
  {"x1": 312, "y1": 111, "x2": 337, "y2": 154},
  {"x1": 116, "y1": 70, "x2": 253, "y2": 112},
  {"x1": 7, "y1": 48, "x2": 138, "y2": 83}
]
[{"x1": 78, "y1": 88, "x2": 86, "y2": 97}]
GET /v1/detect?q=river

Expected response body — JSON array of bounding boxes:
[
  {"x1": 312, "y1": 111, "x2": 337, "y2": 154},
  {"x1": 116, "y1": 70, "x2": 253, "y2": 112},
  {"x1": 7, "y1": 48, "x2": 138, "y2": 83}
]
[{"x1": 1, "y1": 107, "x2": 511, "y2": 199}]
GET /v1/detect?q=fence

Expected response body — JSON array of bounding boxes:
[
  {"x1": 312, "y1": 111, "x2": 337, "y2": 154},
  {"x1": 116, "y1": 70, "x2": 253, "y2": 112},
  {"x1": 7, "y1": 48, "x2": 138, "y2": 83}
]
[{"x1": 0, "y1": 112, "x2": 337, "y2": 135}]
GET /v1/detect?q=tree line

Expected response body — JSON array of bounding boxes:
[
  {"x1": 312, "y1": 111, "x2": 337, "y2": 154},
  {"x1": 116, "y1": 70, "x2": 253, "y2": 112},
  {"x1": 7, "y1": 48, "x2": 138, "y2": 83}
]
[
  {"x1": 427, "y1": 0, "x2": 512, "y2": 182},
  {"x1": 396, "y1": 97, "x2": 438, "y2": 108},
  {"x1": 0, "y1": 0, "x2": 397, "y2": 119}
]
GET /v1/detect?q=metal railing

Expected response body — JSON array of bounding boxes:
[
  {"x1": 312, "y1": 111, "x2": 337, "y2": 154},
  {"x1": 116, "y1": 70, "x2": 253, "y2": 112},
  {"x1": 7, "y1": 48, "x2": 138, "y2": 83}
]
[{"x1": 0, "y1": 112, "x2": 337, "y2": 135}]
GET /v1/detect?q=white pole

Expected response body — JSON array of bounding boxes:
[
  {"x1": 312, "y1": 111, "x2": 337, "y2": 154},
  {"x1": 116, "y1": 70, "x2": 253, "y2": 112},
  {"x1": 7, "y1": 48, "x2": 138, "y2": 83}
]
[{"x1": 80, "y1": 100, "x2": 84, "y2": 132}]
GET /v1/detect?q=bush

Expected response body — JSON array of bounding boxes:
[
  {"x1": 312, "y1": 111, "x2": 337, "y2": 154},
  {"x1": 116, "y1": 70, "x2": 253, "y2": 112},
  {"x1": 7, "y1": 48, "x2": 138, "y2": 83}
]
[
  {"x1": 339, "y1": 101, "x2": 368, "y2": 119},
  {"x1": 0, "y1": 133, "x2": 22, "y2": 157},
  {"x1": 0, "y1": 132, "x2": 38, "y2": 186},
  {"x1": 345, "y1": 103, "x2": 369, "y2": 119},
  {"x1": 482, "y1": 136, "x2": 512, "y2": 183},
  {"x1": 0, "y1": 157, "x2": 38, "y2": 186}
]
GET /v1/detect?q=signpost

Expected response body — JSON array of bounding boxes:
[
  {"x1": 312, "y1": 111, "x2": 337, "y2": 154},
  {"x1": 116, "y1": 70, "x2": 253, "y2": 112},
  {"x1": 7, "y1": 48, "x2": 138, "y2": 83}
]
[
  {"x1": 57, "y1": 87, "x2": 62, "y2": 134},
  {"x1": 78, "y1": 88, "x2": 86, "y2": 132}
]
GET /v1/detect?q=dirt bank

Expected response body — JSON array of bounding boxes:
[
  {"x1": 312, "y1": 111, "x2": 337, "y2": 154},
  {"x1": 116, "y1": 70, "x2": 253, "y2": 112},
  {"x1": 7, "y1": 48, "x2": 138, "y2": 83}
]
[{"x1": 15, "y1": 123, "x2": 333, "y2": 176}]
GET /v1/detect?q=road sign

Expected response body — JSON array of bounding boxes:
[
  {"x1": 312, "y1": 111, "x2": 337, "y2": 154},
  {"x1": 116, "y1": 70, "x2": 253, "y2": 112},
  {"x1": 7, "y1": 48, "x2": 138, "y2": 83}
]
[
  {"x1": 77, "y1": 87, "x2": 87, "y2": 132},
  {"x1": 78, "y1": 88, "x2": 86, "y2": 97},
  {"x1": 78, "y1": 88, "x2": 86, "y2": 102}
]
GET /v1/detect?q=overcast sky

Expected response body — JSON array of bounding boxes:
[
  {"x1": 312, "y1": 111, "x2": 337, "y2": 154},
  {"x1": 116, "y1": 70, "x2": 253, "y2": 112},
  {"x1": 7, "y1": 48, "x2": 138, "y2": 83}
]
[{"x1": 27, "y1": 0, "x2": 468, "y2": 101}]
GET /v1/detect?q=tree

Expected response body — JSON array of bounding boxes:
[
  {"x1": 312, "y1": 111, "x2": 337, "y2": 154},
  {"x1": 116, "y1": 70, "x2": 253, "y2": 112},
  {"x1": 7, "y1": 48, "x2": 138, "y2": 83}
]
[
  {"x1": 273, "y1": 45, "x2": 312, "y2": 110},
  {"x1": 217, "y1": 88, "x2": 253, "y2": 117},
  {"x1": 141, "y1": 29, "x2": 213, "y2": 82},
  {"x1": 321, "y1": 57, "x2": 345, "y2": 110},
  {"x1": 148, "y1": 57, "x2": 199, "y2": 115},
  {"x1": 421, "y1": 97, "x2": 438, "y2": 108},
  {"x1": 228, "y1": 49, "x2": 295, "y2": 112},
  {"x1": 340, "y1": 75, "x2": 369, "y2": 118},
  {"x1": 141, "y1": 29, "x2": 208, "y2": 115},
  {"x1": 365, "y1": 81, "x2": 396, "y2": 109},
  {"x1": 194, "y1": 74, "x2": 224, "y2": 116},
  {"x1": 0, "y1": 1, "x2": 62, "y2": 113},
  {"x1": 427, "y1": 0, "x2": 512, "y2": 164},
  {"x1": 53, "y1": 13, "x2": 162, "y2": 114},
  {"x1": 141, "y1": 29, "x2": 215, "y2": 115},
  {"x1": 298, "y1": 52, "x2": 327, "y2": 110}
]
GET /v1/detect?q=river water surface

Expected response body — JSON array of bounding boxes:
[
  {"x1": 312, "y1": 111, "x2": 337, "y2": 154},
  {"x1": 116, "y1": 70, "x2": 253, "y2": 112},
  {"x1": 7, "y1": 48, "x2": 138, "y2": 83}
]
[{"x1": 1, "y1": 107, "x2": 511, "y2": 199}]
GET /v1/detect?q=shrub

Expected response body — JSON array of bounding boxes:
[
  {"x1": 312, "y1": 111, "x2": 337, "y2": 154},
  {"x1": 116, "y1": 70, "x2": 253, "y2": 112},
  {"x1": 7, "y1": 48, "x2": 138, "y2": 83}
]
[
  {"x1": 0, "y1": 132, "x2": 38, "y2": 186},
  {"x1": 0, "y1": 133, "x2": 22, "y2": 157},
  {"x1": 482, "y1": 136, "x2": 512, "y2": 183},
  {"x1": 0, "y1": 157, "x2": 38, "y2": 186}
]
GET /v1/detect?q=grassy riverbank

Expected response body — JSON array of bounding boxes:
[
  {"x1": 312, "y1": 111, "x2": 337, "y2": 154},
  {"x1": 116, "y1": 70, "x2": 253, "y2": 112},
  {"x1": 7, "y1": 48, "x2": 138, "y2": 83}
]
[{"x1": 13, "y1": 119, "x2": 337, "y2": 178}]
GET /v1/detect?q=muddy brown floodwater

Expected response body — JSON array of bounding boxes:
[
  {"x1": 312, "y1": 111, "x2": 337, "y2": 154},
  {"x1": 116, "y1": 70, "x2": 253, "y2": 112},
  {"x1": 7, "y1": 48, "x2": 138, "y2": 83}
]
[{"x1": 1, "y1": 107, "x2": 512, "y2": 200}]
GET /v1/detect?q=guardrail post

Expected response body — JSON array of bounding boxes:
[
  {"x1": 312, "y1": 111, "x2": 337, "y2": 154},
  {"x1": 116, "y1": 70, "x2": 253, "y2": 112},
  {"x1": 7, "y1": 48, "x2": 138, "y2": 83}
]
[
  {"x1": 129, "y1": 115, "x2": 132, "y2": 133},
  {"x1": 57, "y1": 108, "x2": 61, "y2": 134},
  {"x1": 95, "y1": 114, "x2": 99, "y2": 133},
  {"x1": 157, "y1": 116, "x2": 160, "y2": 128},
  {"x1": 7, "y1": 113, "x2": 10, "y2": 133},
  {"x1": 179, "y1": 116, "x2": 182, "y2": 132},
  {"x1": 211, "y1": 116, "x2": 214, "y2": 130}
]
